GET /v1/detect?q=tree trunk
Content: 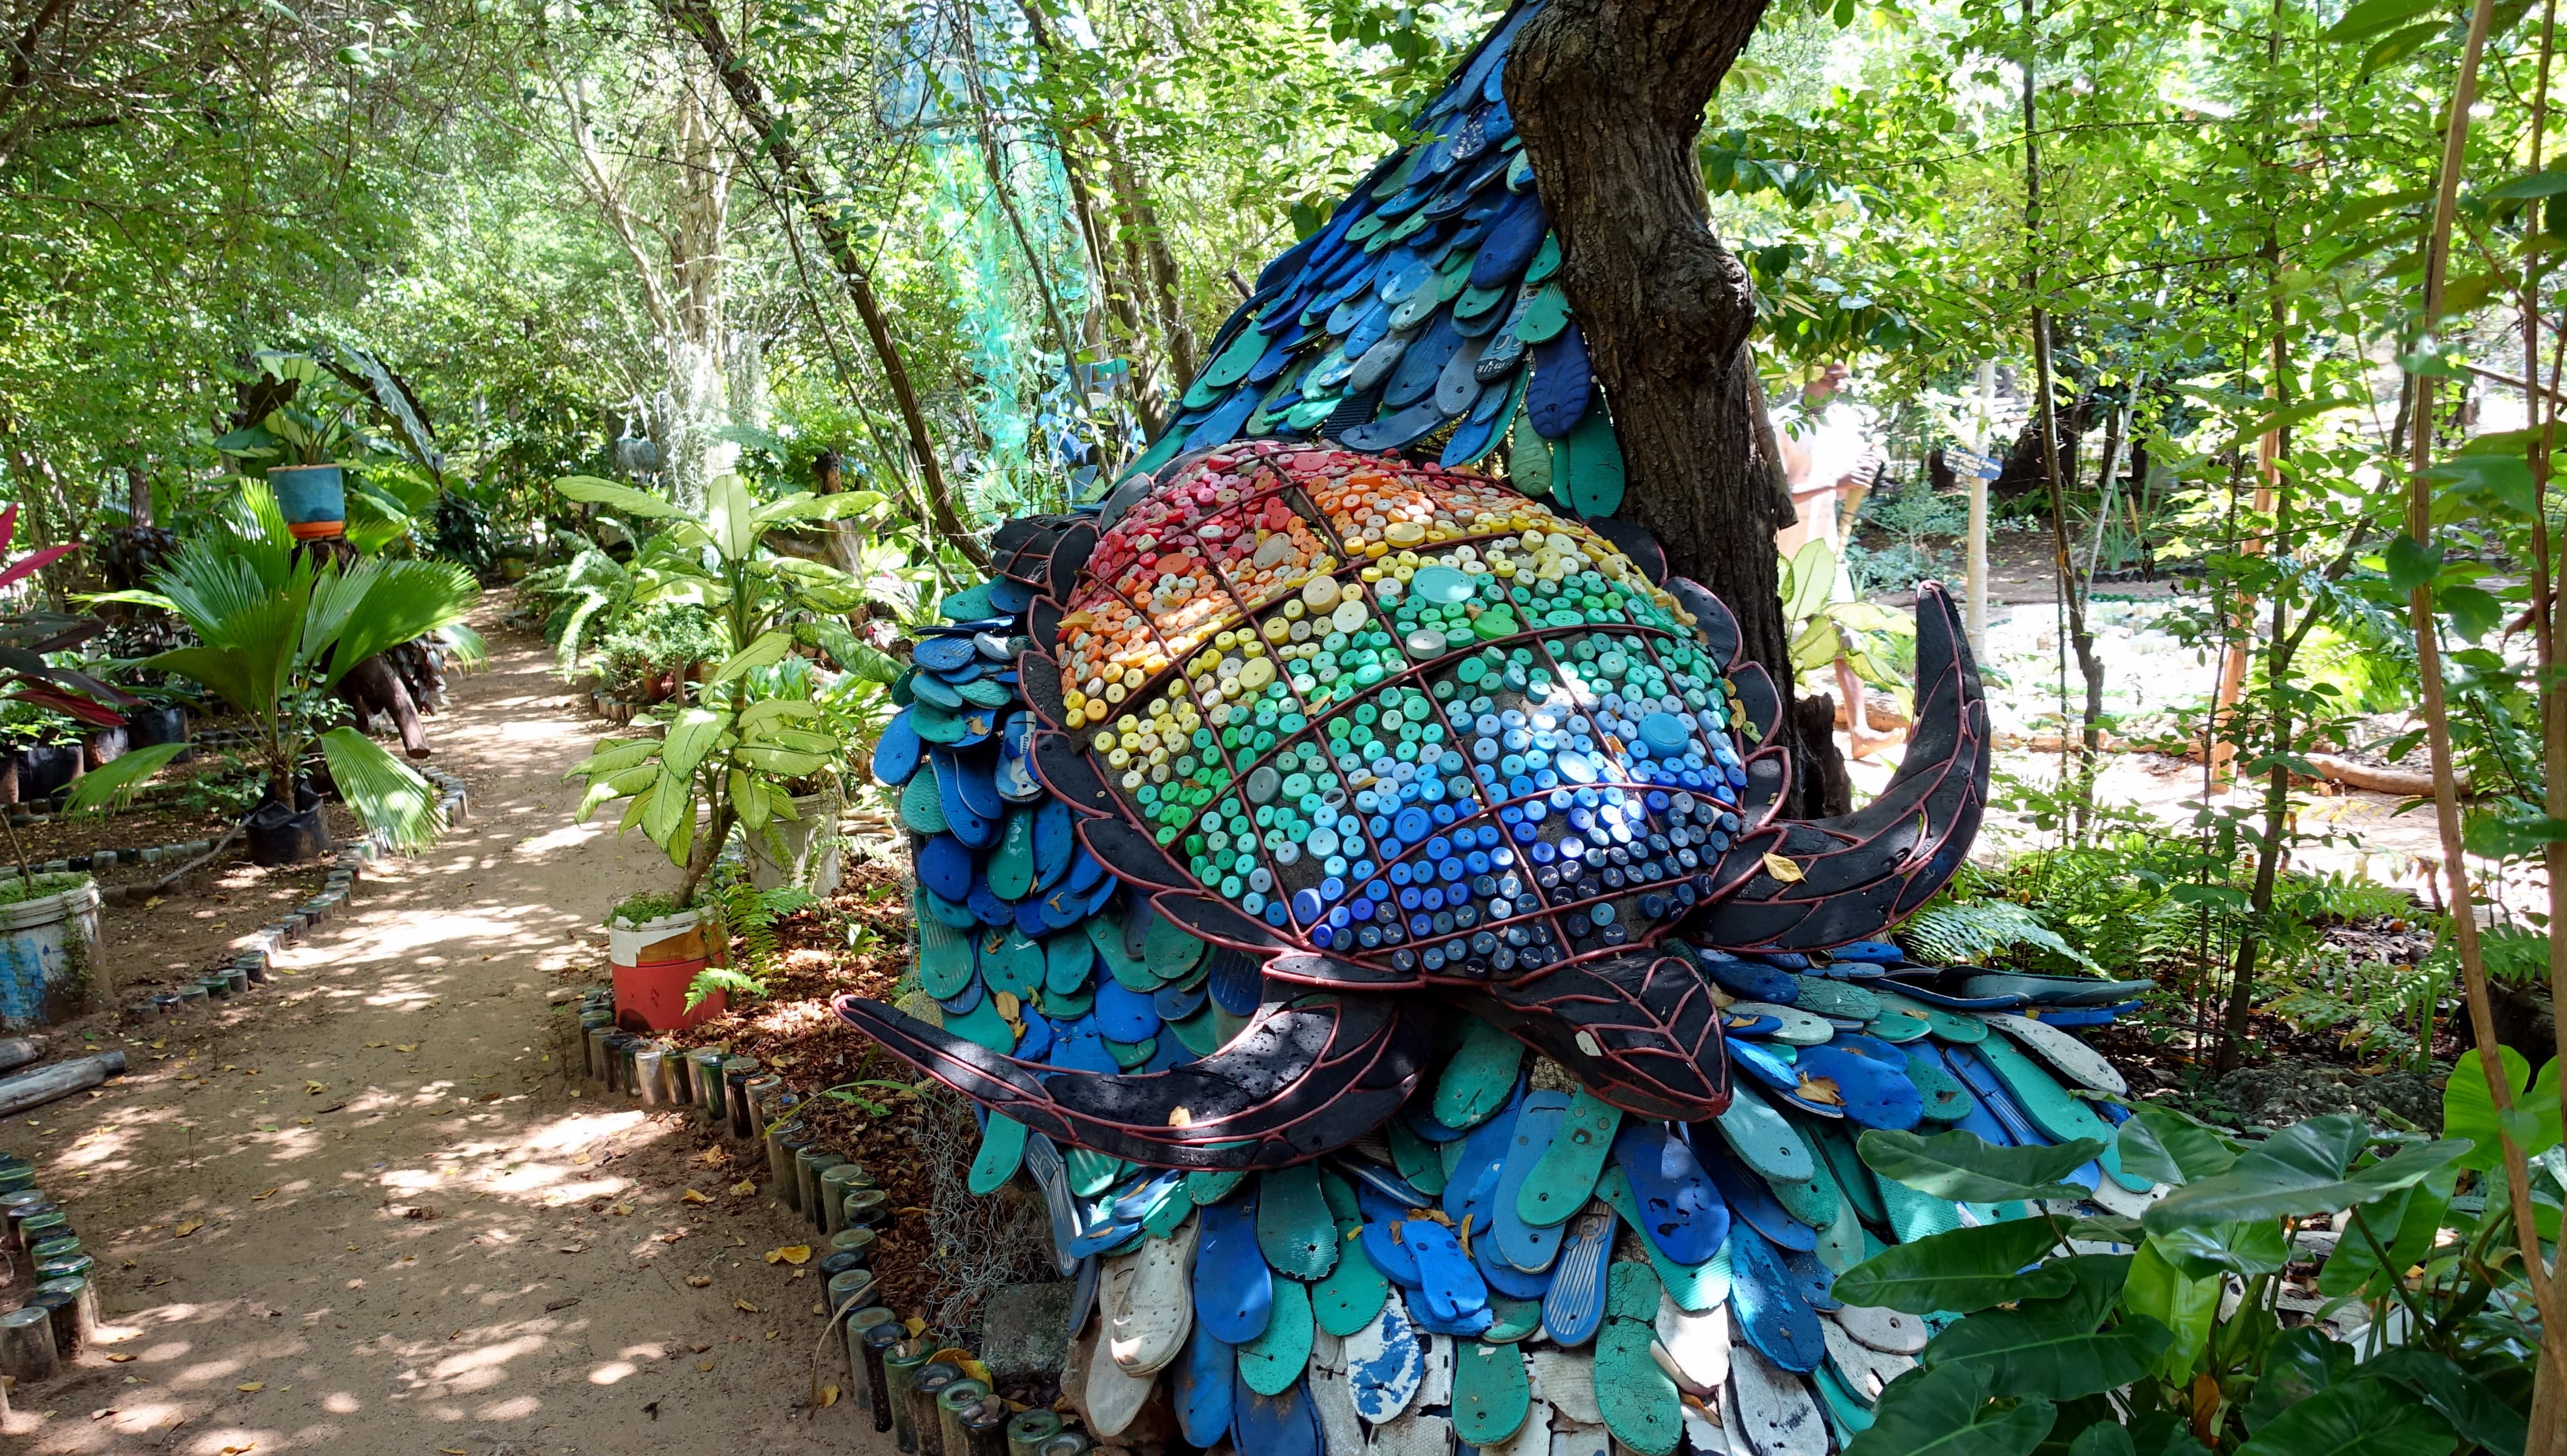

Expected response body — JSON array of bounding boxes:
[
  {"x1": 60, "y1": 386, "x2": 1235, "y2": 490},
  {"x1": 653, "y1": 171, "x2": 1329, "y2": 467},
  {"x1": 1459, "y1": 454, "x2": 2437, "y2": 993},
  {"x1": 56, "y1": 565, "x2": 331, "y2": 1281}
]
[
  {"x1": 1507, "y1": 0, "x2": 1849, "y2": 815},
  {"x1": 662, "y1": 0, "x2": 987, "y2": 570}
]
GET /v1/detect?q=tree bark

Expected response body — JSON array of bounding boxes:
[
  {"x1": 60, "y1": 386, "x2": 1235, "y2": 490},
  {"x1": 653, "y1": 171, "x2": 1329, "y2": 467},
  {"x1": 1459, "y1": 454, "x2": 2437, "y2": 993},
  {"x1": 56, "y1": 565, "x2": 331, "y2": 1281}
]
[{"x1": 1507, "y1": 0, "x2": 1850, "y2": 814}]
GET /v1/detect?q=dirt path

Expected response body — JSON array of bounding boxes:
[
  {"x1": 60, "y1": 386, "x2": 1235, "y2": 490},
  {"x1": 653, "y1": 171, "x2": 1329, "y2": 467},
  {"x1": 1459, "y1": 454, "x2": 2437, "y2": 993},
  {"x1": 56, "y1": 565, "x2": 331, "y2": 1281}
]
[{"x1": 5, "y1": 624, "x2": 897, "y2": 1456}]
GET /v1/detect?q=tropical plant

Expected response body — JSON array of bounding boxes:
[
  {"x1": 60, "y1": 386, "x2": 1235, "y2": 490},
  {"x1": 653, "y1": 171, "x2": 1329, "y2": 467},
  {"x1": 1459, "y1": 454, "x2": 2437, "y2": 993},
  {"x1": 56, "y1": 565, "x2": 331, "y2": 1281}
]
[
  {"x1": 69, "y1": 484, "x2": 481, "y2": 849},
  {"x1": 1779, "y1": 538, "x2": 1915, "y2": 717},
  {"x1": 557, "y1": 471, "x2": 881, "y2": 903},
  {"x1": 1836, "y1": 1112, "x2": 2527, "y2": 1456}
]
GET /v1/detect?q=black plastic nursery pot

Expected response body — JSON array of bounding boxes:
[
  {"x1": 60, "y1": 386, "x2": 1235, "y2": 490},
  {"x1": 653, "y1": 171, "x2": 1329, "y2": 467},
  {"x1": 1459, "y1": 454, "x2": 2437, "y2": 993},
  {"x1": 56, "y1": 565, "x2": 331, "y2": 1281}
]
[
  {"x1": 126, "y1": 706, "x2": 188, "y2": 755},
  {"x1": 16, "y1": 745, "x2": 80, "y2": 802},
  {"x1": 243, "y1": 783, "x2": 331, "y2": 867}
]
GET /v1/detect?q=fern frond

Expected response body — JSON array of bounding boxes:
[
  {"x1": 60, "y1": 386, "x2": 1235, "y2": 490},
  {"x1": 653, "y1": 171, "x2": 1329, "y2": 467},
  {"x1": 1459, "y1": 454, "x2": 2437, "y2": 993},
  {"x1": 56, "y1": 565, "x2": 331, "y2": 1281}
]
[{"x1": 1898, "y1": 900, "x2": 2098, "y2": 971}]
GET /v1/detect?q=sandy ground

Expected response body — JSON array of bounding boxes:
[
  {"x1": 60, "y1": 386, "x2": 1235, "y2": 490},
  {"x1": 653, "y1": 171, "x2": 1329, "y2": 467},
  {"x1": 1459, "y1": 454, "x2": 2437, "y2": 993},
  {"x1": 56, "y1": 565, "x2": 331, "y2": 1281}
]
[{"x1": 2, "y1": 620, "x2": 898, "y2": 1455}]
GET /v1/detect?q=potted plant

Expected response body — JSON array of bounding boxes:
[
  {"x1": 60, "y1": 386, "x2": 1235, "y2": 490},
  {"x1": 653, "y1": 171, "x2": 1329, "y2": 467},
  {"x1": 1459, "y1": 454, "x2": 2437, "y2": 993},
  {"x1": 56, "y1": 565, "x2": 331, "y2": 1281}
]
[
  {"x1": 557, "y1": 471, "x2": 885, "y2": 1026},
  {"x1": 0, "y1": 869, "x2": 100, "y2": 1029},
  {"x1": 73, "y1": 482, "x2": 481, "y2": 862}
]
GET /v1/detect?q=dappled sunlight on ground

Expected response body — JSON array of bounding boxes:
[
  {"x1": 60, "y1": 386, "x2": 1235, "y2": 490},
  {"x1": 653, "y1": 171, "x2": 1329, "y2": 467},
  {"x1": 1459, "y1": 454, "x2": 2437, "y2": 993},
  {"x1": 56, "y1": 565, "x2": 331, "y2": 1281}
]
[{"x1": 2, "y1": 620, "x2": 887, "y2": 1454}]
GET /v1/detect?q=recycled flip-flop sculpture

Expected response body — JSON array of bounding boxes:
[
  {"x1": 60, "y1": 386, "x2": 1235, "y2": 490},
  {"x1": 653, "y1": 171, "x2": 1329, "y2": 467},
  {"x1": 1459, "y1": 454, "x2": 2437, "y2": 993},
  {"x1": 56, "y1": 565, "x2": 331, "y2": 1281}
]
[{"x1": 838, "y1": 3, "x2": 2154, "y2": 1451}]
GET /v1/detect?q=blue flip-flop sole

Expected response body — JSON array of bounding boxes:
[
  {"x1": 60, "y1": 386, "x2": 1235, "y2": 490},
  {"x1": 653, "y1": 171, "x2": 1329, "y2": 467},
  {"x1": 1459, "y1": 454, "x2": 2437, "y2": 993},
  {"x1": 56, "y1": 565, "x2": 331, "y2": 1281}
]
[
  {"x1": 1540, "y1": 1200, "x2": 1616, "y2": 1346},
  {"x1": 1229, "y1": 1370, "x2": 1321, "y2": 1456},
  {"x1": 1175, "y1": 1319, "x2": 1237, "y2": 1448},
  {"x1": 1696, "y1": 1135, "x2": 1817, "y2": 1253},
  {"x1": 1196, "y1": 1190, "x2": 1275, "y2": 1344},
  {"x1": 1612, "y1": 1122, "x2": 1730, "y2": 1266},
  {"x1": 1727, "y1": 1222, "x2": 1827, "y2": 1374}
]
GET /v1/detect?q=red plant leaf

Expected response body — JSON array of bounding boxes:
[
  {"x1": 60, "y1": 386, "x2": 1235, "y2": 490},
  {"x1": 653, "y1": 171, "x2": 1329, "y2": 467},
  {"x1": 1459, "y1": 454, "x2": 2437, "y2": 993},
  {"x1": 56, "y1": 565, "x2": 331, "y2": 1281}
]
[
  {"x1": 6, "y1": 686, "x2": 125, "y2": 727},
  {"x1": 0, "y1": 544, "x2": 84, "y2": 593}
]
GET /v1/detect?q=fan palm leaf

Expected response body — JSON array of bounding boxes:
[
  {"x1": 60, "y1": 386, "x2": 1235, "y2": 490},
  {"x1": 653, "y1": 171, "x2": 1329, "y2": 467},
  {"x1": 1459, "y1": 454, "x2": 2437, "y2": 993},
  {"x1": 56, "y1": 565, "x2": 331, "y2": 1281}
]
[{"x1": 317, "y1": 727, "x2": 444, "y2": 850}]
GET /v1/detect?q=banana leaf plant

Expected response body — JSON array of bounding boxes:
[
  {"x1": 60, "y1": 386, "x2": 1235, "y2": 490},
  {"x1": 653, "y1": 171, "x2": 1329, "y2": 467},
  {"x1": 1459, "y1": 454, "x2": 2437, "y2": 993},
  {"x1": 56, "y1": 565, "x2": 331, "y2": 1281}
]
[
  {"x1": 72, "y1": 484, "x2": 479, "y2": 849},
  {"x1": 554, "y1": 472, "x2": 883, "y2": 903}
]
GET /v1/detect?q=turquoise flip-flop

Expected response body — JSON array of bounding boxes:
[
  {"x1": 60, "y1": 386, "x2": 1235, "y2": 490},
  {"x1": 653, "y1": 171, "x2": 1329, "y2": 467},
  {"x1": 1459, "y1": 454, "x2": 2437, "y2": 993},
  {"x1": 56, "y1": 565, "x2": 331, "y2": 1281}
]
[
  {"x1": 1257, "y1": 1164, "x2": 1340, "y2": 1280},
  {"x1": 1435, "y1": 1017, "x2": 1527, "y2": 1129},
  {"x1": 967, "y1": 1114, "x2": 1027, "y2": 1195},
  {"x1": 1517, "y1": 1088, "x2": 1623, "y2": 1231},
  {"x1": 1594, "y1": 1261, "x2": 1681, "y2": 1456},
  {"x1": 1452, "y1": 1338, "x2": 1533, "y2": 1447},
  {"x1": 1727, "y1": 1220, "x2": 1827, "y2": 1373},
  {"x1": 1236, "y1": 1274, "x2": 1315, "y2": 1396},
  {"x1": 1714, "y1": 1083, "x2": 1816, "y2": 1183}
]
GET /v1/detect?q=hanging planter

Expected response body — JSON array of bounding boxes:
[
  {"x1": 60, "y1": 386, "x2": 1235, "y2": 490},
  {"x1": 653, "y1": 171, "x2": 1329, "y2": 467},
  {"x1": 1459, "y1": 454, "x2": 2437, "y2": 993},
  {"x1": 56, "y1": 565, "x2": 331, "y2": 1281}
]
[
  {"x1": 266, "y1": 464, "x2": 346, "y2": 541},
  {"x1": 607, "y1": 900, "x2": 725, "y2": 1032},
  {"x1": 0, "y1": 874, "x2": 100, "y2": 1030}
]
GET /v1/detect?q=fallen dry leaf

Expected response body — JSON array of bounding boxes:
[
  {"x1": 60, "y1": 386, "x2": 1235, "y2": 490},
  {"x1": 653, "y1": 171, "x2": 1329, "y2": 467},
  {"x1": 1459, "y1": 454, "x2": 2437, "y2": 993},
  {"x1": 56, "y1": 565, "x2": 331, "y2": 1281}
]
[
  {"x1": 303, "y1": 1080, "x2": 326, "y2": 1094},
  {"x1": 106, "y1": 1353, "x2": 136, "y2": 1363},
  {"x1": 904, "y1": 1316, "x2": 926, "y2": 1336},
  {"x1": 696, "y1": 1147, "x2": 724, "y2": 1165},
  {"x1": 698, "y1": 1361, "x2": 714, "y2": 1373},
  {"x1": 174, "y1": 1220, "x2": 203, "y2": 1237},
  {"x1": 609, "y1": 1203, "x2": 634, "y2": 1217},
  {"x1": 394, "y1": 1044, "x2": 418, "y2": 1053},
  {"x1": 235, "y1": 1381, "x2": 264, "y2": 1392},
  {"x1": 1762, "y1": 852, "x2": 1805, "y2": 884},
  {"x1": 733, "y1": 1299, "x2": 759, "y2": 1313},
  {"x1": 220, "y1": 1446, "x2": 253, "y2": 1455},
  {"x1": 250, "y1": 1188, "x2": 278, "y2": 1201},
  {"x1": 363, "y1": 1041, "x2": 387, "y2": 1049},
  {"x1": 1795, "y1": 1074, "x2": 1845, "y2": 1106},
  {"x1": 572, "y1": 1154, "x2": 592, "y2": 1166},
  {"x1": 765, "y1": 1245, "x2": 811, "y2": 1266},
  {"x1": 684, "y1": 1273, "x2": 712, "y2": 1288},
  {"x1": 729, "y1": 1178, "x2": 755, "y2": 1196},
  {"x1": 819, "y1": 1384, "x2": 840, "y2": 1408},
  {"x1": 680, "y1": 1189, "x2": 710, "y2": 1205}
]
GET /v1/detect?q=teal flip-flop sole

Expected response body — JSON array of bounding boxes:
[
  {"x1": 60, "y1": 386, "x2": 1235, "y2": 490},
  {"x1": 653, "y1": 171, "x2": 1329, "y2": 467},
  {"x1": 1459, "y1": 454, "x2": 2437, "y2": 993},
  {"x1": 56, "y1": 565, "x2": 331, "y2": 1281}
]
[
  {"x1": 1715, "y1": 1083, "x2": 1816, "y2": 1183},
  {"x1": 1451, "y1": 1337, "x2": 1532, "y2": 1446},
  {"x1": 1517, "y1": 1088, "x2": 1622, "y2": 1230},
  {"x1": 1257, "y1": 1164, "x2": 1340, "y2": 1280},
  {"x1": 1594, "y1": 1315, "x2": 1682, "y2": 1456},
  {"x1": 968, "y1": 1114, "x2": 1027, "y2": 1196},
  {"x1": 1435, "y1": 1017, "x2": 1526, "y2": 1130},
  {"x1": 1236, "y1": 1274, "x2": 1314, "y2": 1396}
]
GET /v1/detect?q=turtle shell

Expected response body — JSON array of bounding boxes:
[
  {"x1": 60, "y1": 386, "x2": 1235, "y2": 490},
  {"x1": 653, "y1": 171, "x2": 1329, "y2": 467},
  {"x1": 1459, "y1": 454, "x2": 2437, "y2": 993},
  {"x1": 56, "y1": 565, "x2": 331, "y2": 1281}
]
[{"x1": 1026, "y1": 440, "x2": 1766, "y2": 987}]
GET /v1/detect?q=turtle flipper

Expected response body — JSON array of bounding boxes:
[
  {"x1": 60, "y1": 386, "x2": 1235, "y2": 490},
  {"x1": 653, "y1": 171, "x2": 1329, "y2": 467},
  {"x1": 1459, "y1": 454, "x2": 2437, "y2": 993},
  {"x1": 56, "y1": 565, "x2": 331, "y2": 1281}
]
[
  {"x1": 832, "y1": 993, "x2": 1429, "y2": 1170},
  {"x1": 1464, "y1": 952, "x2": 1730, "y2": 1121}
]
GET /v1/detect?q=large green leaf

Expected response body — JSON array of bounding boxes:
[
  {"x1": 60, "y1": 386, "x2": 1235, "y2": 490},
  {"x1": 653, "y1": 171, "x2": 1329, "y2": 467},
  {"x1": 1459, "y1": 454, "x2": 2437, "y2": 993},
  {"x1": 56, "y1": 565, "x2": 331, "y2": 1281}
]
[
  {"x1": 1834, "y1": 1217, "x2": 2073, "y2": 1313},
  {"x1": 2143, "y1": 1115, "x2": 2470, "y2": 1234},
  {"x1": 2114, "y1": 1105, "x2": 2243, "y2": 1186},
  {"x1": 2233, "y1": 1378, "x2": 2456, "y2": 1456},
  {"x1": 556, "y1": 474, "x2": 683, "y2": 518},
  {"x1": 2364, "y1": 1349, "x2": 2527, "y2": 1456},
  {"x1": 707, "y1": 472, "x2": 758, "y2": 561},
  {"x1": 2120, "y1": 1239, "x2": 2219, "y2": 1382},
  {"x1": 2240, "y1": 1327, "x2": 2358, "y2": 1434},
  {"x1": 1861, "y1": 1129, "x2": 2105, "y2": 1202},
  {"x1": 1845, "y1": 1363, "x2": 2054, "y2": 1456},
  {"x1": 2443, "y1": 1046, "x2": 2563, "y2": 1171},
  {"x1": 711, "y1": 630, "x2": 795, "y2": 685},
  {"x1": 61, "y1": 741, "x2": 190, "y2": 816},
  {"x1": 317, "y1": 728, "x2": 443, "y2": 851},
  {"x1": 1921, "y1": 1256, "x2": 2172, "y2": 1401},
  {"x1": 2316, "y1": 1165, "x2": 2455, "y2": 1297},
  {"x1": 2152, "y1": 1218, "x2": 2288, "y2": 1278},
  {"x1": 657, "y1": 708, "x2": 731, "y2": 784}
]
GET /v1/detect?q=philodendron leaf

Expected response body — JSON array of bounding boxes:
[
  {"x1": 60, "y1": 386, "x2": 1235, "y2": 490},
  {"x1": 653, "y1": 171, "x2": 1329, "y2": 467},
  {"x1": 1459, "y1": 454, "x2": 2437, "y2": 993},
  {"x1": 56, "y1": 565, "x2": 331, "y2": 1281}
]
[
  {"x1": 1921, "y1": 1256, "x2": 2172, "y2": 1402},
  {"x1": 2365, "y1": 1348, "x2": 2528, "y2": 1456},
  {"x1": 2233, "y1": 1376, "x2": 2458, "y2": 1456},
  {"x1": 2240, "y1": 1326, "x2": 2357, "y2": 1434},
  {"x1": 2143, "y1": 1114, "x2": 2471, "y2": 1234},
  {"x1": 2066, "y1": 1423, "x2": 2138, "y2": 1456},
  {"x1": 555, "y1": 474, "x2": 683, "y2": 518},
  {"x1": 2152, "y1": 1218, "x2": 2289, "y2": 1278},
  {"x1": 1860, "y1": 1128, "x2": 2105, "y2": 1203},
  {"x1": 2443, "y1": 1046, "x2": 2563, "y2": 1170},
  {"x1": 1844, "y1": 1363, "x2": 2055, "y2": 1456},
  {"x1": 1834, "y1": 1217, "x2": 2073, "y2": 1313},
  {"x1": 2114, "y1": 1104, "x2": 2242, "y2": 1186}
]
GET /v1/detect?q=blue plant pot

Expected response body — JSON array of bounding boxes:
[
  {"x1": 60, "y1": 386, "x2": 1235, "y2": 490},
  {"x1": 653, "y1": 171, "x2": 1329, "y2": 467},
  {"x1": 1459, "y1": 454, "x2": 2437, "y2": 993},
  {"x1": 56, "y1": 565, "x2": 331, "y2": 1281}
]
[{"x1": 266, "y1": 464, "x2": 345, "y2": 528}]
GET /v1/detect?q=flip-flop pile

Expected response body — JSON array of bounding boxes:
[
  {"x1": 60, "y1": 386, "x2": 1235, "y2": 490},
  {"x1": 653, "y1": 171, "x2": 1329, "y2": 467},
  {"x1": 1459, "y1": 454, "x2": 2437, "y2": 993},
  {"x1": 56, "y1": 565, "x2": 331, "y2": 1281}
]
[
  {"x1": 1007, "y1": 948, "x2": 2156, "y2": 1456},
  {"x1": 1123, "y1": 0, "x2": 1629, "y2": 516}
]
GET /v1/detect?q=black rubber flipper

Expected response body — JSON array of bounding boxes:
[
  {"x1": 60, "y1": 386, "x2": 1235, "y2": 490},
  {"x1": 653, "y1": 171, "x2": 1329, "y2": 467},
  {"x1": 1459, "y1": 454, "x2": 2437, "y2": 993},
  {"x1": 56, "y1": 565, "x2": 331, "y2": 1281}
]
[
  {"x1": 1034, "y1": 730, "x2": 1119, "y2": 816},
  {"x1": 1264, "y1": 951, "x2": 1424, "y2": 991},
  {"x1": 1049, "y1": 522, "x2": 1099, "y2": 601},
  {"x1": 1664, "y1": 577, "x2": 1742, "y2": 669},
  {"x1": 1463, "y1": 953, "x2": 1730, "y2": 1122},
  {"x1": 993, "y1": 517, "x2": 1071, "y2": 586},
  {"x1": 1078, "y1": 817, "x2": 1194, "y2": 891},
  {"x1": 1582, "y1": 515, "x2": 1666, "y2": 584},
  {"x1": 1019, "y1": 651, "x2": 1069, "y2": 730},
  {"x1": 1729, "y1": 660, "x2": 1783, "y2": 746},
  {"x1": 1692, "y1": 583, "x2": 1988, "y2": 953},
  {"x1": 832, "y1": 993, "x2": 1430, "y2": 1171},
  {"x1": 1151, "y1": 890, "x2": 1285, "y2": 954}
]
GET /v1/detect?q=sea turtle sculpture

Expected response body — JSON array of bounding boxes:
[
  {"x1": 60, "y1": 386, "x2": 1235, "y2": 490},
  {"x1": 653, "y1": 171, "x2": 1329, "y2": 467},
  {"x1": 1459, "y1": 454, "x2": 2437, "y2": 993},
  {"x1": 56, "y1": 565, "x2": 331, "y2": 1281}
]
[{"x1": 835, "y1": 3, "x2": 2155, "y2": 1451}]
